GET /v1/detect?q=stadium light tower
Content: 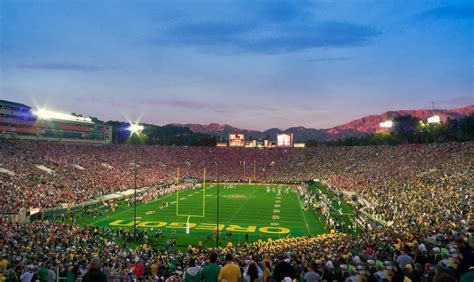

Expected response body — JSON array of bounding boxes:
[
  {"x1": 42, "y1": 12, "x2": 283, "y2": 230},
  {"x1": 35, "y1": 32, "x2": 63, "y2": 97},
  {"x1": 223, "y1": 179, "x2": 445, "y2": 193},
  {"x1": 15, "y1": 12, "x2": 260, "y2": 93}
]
[
  {"x1": 427, "y1": 115, "x2": 441, "y2": 143},
  {"x1": 127, "y1": 122, "x2": 144, "y2": 242},
  {"x1": 128, "y1": 123, "x2": 144, "y2": 134},
  {"x1": 427, "y1": 115, "x2": 441, "y2": 124},
  {"x1": 379, "y1": 120, "x2": 393, "y2": 128},
  {"x1": 33, "y1": 108, "x2": 93, "y2": 123}
]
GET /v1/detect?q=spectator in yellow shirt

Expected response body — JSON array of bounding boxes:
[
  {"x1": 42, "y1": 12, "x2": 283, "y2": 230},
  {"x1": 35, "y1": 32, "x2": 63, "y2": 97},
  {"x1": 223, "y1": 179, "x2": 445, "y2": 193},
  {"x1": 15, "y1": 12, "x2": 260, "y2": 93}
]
[
  {"x1": 0, "y1": 255, "x2": 8, "y2": 271},
  {"x1": 151, "y1": 261, "x2": 159, "y2": 278},
  {"x1": 218, "y1": 254, "x2": 241, "y2": 282}
]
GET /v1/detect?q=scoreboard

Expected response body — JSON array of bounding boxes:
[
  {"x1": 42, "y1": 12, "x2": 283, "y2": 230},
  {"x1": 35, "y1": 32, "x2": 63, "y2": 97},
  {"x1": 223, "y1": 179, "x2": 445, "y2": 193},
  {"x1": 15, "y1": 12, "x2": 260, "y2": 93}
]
[
  {"x1": 229, "y1": 133, "x2": 245, "y2": 147},
  {"x1": 277, "y1": 133, "x2": 293, "y2": 147}
]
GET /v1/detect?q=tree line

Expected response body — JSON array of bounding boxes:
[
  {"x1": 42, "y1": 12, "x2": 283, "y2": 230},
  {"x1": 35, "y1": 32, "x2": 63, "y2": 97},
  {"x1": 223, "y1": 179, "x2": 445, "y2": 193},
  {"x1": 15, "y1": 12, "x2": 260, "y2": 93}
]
[
  {"x1": 105, "y1": 113, "x2": 473, "y2": 147},
  {"x1": 107, "y1": 121, "x2": 218, "y2": 146},
  {"x1": 305, "y1": 114, "x2": 474, "y2": 147}
]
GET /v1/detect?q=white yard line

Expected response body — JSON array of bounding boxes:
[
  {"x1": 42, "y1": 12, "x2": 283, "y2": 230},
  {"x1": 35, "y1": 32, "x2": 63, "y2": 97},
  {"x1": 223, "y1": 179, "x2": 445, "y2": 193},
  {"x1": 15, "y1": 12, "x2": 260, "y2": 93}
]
[{"x1": 296, "y1": 193, "x2": 311, "y2": 235}]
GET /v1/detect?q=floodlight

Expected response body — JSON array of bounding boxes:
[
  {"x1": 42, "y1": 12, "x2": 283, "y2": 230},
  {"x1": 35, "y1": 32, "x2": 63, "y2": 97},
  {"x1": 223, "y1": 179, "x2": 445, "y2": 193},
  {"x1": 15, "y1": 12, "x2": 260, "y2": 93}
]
[
  {"x1": 127, "y1": 123, "x2": 144, "y2": 134},
  {"x1": 427, "y1": 115, "x2": 441, "y2": 124},
  {"x1": 379, "y1": 120, "x2": 393, "y2": 128},
  {"x1": 33, "y1": 109, "x2": 93, "y2": 123}
]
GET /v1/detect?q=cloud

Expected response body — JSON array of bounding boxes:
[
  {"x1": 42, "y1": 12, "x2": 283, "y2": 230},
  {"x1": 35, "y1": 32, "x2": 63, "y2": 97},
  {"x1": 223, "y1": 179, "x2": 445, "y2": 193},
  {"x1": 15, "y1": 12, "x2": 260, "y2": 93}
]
[
  {"x1": 248, "y1": 0, "x2": 311, "y2": 23},
  {"x1": 17, "y1": 63, "x2": 110, "y2": 72},
  {"x1": 144, "y1": 1, "x2": 380, "y2": 54},
  {"x1": 150, "y1": 22, "x2": 251, "y2": 47},
  {"x1": 149, "y1": 99, "x2": 276, "y2": 113},
  {"x1": 307, "y1": 56, "x2": 351, "y2": 62},
  {"x1": 155, "y1": 99, "x2": 211, "y2": 110},
  {"x1": 145, "y1": 0, "x2": 381, "y2": 57},
  {"x1": 415, "y1": 6, "x2": 474, "y2": 20},
  {"x1": 80, "y1": 96, "x2": 277, "y2": 114},
  {"x1": 148, "y1": 19, "x2": 381, "y2": 54}
]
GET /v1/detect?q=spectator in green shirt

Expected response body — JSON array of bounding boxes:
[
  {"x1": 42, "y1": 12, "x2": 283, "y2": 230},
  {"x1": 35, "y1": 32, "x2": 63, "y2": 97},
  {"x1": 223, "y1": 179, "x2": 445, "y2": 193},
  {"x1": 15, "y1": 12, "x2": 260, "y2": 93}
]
[
  {"x1": 37, "y1": 263, "x2": 49, "y2": 282},
  {"x1": 184, "y1": 258, "x2": 201, "y2": 282},
  {"x1": 201, "y1": 253, "x2": 221, "y2": 282}
]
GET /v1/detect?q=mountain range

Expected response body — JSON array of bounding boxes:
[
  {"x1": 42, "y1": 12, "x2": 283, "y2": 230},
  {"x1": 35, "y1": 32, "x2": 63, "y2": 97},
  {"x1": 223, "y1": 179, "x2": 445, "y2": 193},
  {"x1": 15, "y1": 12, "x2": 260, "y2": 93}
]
[{"x1": 170, "y1": 105, "x2": 474, "y2": 142}]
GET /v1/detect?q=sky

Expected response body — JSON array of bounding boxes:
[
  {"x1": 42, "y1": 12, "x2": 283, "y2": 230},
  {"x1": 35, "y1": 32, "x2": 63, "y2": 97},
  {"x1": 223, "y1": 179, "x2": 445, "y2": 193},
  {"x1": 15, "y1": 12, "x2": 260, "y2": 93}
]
[{"x1": 0, "y1": 0, "x2": 473, "y2": 130}]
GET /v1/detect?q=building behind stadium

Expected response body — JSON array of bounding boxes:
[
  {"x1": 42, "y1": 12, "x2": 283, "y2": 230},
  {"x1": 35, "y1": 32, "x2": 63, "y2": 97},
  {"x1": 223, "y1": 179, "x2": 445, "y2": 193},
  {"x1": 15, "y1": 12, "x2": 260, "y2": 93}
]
[
  {"x1": 0, "y1": 99, "x2": 112, "y2": 144},
  {"x1": 0, "y1": 99, "x2": 306, "y2": 147}
]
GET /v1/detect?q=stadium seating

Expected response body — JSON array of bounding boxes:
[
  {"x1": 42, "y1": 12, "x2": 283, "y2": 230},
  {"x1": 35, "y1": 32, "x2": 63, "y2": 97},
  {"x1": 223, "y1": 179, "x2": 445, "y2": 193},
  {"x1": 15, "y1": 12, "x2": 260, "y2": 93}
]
[{"x1": 0, "y1": 140, "x2": 472, "y2": 281}]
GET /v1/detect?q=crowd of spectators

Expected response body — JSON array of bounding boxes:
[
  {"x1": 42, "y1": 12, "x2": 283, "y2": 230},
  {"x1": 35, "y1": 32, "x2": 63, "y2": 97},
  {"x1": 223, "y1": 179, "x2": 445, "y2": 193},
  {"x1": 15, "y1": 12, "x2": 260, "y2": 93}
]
[
  {"x1": 0, "y1": 140, "x2": 472, "y2": 281},
  {"x1": 0, "y1": 140, "x2": 294, "y2": 213},
  {"x1": 1, "y1": 218, "x2": 472, "y2": 281}
]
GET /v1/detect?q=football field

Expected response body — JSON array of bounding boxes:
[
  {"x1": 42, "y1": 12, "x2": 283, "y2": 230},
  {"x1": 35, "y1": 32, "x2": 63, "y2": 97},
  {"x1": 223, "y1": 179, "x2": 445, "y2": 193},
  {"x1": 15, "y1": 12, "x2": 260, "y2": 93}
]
[{"x1": 76, "y1": 183, "x2": 351, "y2": 248}]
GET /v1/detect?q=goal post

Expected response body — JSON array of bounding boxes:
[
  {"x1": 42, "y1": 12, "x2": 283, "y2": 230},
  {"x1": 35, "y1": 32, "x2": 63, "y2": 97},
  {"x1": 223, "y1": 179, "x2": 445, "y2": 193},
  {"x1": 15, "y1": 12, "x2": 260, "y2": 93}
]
[{"x1": 242, "y1": 160, "x2": 257, "y2": 181}]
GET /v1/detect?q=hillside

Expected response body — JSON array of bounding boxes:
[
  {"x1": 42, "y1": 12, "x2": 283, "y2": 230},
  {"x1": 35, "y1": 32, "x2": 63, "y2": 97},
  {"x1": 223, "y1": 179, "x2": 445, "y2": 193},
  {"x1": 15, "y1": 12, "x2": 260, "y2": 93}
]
[{"x1": 170, "y1": 105, "x2": 474, "y2": 142}]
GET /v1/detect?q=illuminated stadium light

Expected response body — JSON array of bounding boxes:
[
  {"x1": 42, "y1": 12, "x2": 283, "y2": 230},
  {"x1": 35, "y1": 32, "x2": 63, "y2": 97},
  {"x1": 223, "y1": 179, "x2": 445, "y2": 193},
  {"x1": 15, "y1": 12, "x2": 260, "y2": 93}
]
[
  {"x1": 127, "y1": 123, "x2": 144, "y2": 134},
  {"x1": 126, "y1": 121, "x2": 144, "y2": 242},
  {"x1": 379, "y1": 120, "x2": 393, "y2": 128},
  {"x1": 427, "y1": 115, "x2": 441, "y2": 124},
  {"x1": 33, "y1": 109, "x2": 93, "y2": 123}
]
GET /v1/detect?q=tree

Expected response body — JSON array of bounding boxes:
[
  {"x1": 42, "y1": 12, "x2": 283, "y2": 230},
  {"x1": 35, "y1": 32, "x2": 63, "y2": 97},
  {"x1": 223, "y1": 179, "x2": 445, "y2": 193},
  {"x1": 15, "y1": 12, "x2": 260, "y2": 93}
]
[
  {"x1": 393, "y1": 115, "x2": 421, "y2": 143},
  {"x1": 305, "y1": 139, "x2": 319, "y2": 147},
  {"x1": 459, "y1": 114, "x2": 474, "y2": 141}
]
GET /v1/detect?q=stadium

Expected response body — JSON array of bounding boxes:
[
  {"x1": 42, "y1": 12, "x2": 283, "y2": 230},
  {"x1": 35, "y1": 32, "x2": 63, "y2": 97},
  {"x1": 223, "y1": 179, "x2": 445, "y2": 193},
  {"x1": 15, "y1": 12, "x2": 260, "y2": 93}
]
[
  {"x1": 1, "y1": 98, "x2": 473, "y2": 282},
  {"x1": 1, "y1": 1, "x2": 474, "y2": 282}
]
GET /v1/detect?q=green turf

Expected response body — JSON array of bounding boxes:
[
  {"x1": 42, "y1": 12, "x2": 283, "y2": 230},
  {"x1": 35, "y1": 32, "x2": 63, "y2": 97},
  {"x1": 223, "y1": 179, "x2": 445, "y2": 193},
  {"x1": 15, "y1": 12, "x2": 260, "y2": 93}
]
[{"x1": 72, "y1": 183, "x2": 354, "y2": 248}]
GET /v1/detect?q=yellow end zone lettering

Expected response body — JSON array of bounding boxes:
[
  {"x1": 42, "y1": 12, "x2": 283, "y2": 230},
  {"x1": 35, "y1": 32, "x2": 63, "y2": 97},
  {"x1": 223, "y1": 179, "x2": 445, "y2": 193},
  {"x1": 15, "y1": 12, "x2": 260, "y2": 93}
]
[
  {"x1": 225, "y1": 224, "x2": 257, "y2": 233},
  {"x1": 107, "y1": 220, "x2": 291, "y2": 234},
  {"x1": 166, "y1": 222, "x2": 197, "y2": 229},
  {"x1": 195, "y1": 223, "x2": 225, "y2": 231},
  {"x1": 259, "y1": 226, "x2": 290, "y2": 234},
  {"x1": 138, "y1": 221, "x2": 167, "y2": 228},
  {"x1": 109, "y1": 220, "x2": 137, "y2": 227}
]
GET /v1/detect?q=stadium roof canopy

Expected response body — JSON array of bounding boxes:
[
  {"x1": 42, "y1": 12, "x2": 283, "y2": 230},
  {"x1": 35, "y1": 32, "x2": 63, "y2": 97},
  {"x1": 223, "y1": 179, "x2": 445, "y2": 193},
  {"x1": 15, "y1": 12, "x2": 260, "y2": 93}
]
[{"x1": 0, "y1": 99, "x2": 32, "y2": 110}]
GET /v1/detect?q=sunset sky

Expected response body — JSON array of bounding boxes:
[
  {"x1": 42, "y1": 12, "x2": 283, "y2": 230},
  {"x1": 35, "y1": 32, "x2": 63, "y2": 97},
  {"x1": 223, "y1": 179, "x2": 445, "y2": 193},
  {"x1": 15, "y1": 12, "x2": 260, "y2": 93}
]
[{"x1": 1, "y1": 0, "x2": 472, "y2": 130}]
